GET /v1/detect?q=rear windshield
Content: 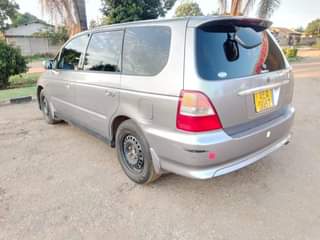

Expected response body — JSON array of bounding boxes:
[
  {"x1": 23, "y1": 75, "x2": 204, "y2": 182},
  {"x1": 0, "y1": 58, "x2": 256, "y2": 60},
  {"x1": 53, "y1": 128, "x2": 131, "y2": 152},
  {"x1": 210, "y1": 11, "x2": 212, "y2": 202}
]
[{"x1": 196, "y1": 25, "x2": 286, "y2": 80}]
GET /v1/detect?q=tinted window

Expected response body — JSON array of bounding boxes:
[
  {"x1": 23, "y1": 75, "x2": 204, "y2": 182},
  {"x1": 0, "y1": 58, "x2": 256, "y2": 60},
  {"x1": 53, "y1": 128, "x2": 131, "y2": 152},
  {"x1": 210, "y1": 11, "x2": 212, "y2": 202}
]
[
  {"x1": 58, "y1": 34, "x2": 88, "y2": 70},
  {"x1": 84, "y1": 31, "x2": 123, "y2": 72},
  {"x1": 123, "y1": 26, "x2": 171, "y2": 76},
  {"x1": 196, "y1": 26, "x2": 286, "y2": 80}
]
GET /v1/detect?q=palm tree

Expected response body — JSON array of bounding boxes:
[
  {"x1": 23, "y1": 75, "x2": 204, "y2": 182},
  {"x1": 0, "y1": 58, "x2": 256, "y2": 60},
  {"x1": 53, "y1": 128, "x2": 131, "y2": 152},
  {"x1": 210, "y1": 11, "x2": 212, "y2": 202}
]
[
  {"x1": 256, "y1": 0, "x2": 281, "y2": 18},
  {"x1": 218, "y1": 0, "x2": 281, "y2": 18},
  {"x1": 40, "y1": 0, "x2": 88, "y2": 36}
]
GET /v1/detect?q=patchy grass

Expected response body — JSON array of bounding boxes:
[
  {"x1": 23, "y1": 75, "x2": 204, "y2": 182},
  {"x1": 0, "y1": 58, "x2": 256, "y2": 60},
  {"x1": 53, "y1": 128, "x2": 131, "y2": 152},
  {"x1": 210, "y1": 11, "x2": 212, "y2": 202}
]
[
  {"x1": 312, "y1": 42, "x2": 320, "y2": 50},
  {"x1": 287, "y1": 56, "x2": 303, "y2": 63},
  {"x1": 25, "y1": 53, "x2": 54, "y2": 63},
  {"x1": 0, "y1": 72, "x2": 40, "y2": 102},
  {"x1": 8, "y1": 72, "x2": 41, "y2": 89},
  {"x1": 0, "y1": 86, "x2": 36, "y2": 102}
]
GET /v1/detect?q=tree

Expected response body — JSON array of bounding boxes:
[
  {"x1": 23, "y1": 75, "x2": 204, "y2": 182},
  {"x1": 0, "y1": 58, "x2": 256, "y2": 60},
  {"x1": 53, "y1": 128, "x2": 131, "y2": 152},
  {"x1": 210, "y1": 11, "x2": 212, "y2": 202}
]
[
  {"x1": 33, "y1": 26, "x2": 69, "y2": 45},
  {"x1": 218, "y1": 0, "x2": 281, "y2": 18},
  {"x1": 257, "y1": 0, "x2": 281, "y2": 18},
  {"x1": 295, "y1": 26, "x2": 304, "y2": 33},
  {"x1": 89, "y1": 20, "x2": 98, "y2": 29},
  {"x1": 175, "y1": 1, "x2": 203, "y2": 17},
  {"x1": 39, "y1": 0, "x2": 88, "y2": 36},
  {"x1": 0, "y1": 40, "x2": 27, "y2": 89},
  {"x1": 11, "y1": 12, "x2": 46, "y2": 27},
  {"x1": 0, "y1": 0, "x2": 19, "y2": 32},
  {"x1": 305, "y1": 19, "x2": 320, "y2": 36},
  {"x1": 101, "y1": 0, "x2": 177, "y2": 25}
]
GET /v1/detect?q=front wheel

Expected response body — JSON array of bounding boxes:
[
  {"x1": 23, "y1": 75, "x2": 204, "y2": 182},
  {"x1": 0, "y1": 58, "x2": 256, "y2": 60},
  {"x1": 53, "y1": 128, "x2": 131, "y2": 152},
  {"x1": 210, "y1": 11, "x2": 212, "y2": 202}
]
[
  {"x1": 39, "y1": 90, "x2": 58, "y2": 124},
  {"x1": 116, "y1": 120, "x2": 160, "y2": 184}
]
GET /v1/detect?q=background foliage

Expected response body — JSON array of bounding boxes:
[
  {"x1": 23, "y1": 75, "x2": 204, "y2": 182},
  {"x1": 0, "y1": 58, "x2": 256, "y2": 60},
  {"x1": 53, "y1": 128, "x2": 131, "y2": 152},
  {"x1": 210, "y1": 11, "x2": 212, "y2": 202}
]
[
  {"x1": 101, "y1": 0, "x2": 177, "y2": 24},
  {"x1": 11, "y1": 12, "x2": 46, "y2": 27},
  {"x1": 305, "y1": 19, "x2": 320, "y2": 36},
  {"x1": 0, "y1": 0, "x2": 19, "y2": 32},
  {"x1": 283, "y1": 47, "x2": 298, "y2": 59},
  {"x1": 175, "y1": 1, "x2": 203, "y2": 17},
  {"x1": 0, "y1": 41, "x2": 27, "y2": 89},
  {"x1": 33, "y1": 26, "x2": 69, "y2": 45}
]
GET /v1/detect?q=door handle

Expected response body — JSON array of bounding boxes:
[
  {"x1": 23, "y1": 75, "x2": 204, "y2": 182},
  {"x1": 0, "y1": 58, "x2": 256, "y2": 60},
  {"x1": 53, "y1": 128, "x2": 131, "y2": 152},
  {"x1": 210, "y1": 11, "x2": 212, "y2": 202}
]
[
  {"x1": 52, "y1": 70, "x2": 59, "y2": 75},
  {"x1": 105, "y1": 90, "x2": 116, "y2": 97}
]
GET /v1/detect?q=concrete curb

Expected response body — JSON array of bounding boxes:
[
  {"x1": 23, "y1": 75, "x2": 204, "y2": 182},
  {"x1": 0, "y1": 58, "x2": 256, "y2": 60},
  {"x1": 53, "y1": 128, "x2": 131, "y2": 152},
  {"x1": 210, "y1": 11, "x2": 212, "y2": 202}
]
[
  {"x1": 10, "y1": 96, "x2": 33, "y2": 104},
  {"x1": 0, "y1": 96, "x2": 36, "y2": 107}
]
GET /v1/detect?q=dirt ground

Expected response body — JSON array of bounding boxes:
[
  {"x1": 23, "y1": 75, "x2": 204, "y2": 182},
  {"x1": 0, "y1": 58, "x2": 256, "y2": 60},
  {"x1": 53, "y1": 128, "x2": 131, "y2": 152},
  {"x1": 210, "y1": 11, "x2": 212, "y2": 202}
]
[
  {"x1": 0, "y1": 58, "x2": 320, "y2": 240},
  {"x1": 298, "y1": 48, "x2": 320, "y2": 58},
  {"x1": 27, "y1": 61, "x2": 45, "y2": 74}
]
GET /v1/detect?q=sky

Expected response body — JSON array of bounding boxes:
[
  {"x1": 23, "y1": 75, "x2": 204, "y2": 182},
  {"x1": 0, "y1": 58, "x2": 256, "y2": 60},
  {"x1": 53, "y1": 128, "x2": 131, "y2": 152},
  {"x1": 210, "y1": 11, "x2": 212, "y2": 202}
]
[{"x1": 15, "y1": 0, "x2": 320, "y2": 29}]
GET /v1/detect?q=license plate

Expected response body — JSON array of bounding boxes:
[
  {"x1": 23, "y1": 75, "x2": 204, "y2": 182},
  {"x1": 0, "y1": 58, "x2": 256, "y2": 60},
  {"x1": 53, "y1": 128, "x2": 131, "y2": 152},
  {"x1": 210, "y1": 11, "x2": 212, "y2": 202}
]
[{"x1": 254, "y1": 89, "x2": 273, "y2": 113}]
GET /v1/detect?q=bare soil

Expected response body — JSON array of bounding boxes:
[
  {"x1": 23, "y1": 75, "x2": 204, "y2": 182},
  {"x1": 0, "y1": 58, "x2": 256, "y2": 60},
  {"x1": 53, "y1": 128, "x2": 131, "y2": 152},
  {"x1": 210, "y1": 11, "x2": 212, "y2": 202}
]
[{"x1": 0, "y1": 58, "x2": 320, "y2": 240}]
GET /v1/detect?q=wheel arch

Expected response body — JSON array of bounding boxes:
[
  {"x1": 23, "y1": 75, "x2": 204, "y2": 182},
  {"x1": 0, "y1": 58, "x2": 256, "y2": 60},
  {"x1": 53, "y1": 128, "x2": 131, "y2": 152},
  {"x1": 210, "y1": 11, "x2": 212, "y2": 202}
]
[
  {"x1": 110, "y1": 115, "x2": 130, "y2": 147},
  {"x1": 37, "y1": 85, "x2": 44, "y2": 109}
]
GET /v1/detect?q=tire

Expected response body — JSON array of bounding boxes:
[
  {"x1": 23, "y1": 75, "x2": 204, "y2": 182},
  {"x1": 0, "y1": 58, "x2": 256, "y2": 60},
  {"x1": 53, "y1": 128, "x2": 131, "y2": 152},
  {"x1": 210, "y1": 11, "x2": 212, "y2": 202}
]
[
  {"x1": 39, "y1": 89, "x2": 58, "y2": 124},
  {"x1": 116, "y1": 120, "x2": 160, "y2": 184}
]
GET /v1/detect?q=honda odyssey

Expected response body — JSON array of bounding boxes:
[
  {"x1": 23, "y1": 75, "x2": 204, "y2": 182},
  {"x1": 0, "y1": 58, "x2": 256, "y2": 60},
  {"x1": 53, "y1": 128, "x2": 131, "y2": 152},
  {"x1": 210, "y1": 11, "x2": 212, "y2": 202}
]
[{"x1": 37, "y1": 16, "x2": 295, "y2": 184}]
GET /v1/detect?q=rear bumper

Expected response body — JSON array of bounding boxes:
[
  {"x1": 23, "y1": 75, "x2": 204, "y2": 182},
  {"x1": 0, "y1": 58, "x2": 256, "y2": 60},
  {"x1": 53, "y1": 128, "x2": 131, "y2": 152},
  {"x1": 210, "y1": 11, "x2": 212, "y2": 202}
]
[
  {"x1": 145, "y1": 106, "x2": 295, "y2": 179},
  {"x1": 152, "y1": 134, "x2": 290, "y2": 179}
]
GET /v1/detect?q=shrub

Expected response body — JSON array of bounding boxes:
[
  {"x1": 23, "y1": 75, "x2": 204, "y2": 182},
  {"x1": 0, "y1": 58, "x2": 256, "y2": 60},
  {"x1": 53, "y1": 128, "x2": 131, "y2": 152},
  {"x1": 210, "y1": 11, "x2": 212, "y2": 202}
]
[
  {"x1": 0, "y1": 41, "x2": 27, "y2": 89},
  {"x1": 283, "y1": 47, "x2": 298, "y2": 58},
  {"x1": 33, "y1": 26, "x2": 69, "y2": 45},
  {"x1": 9, "y1": 72, "x2": 41, "y2": 89},
  {"x1": 25, "y1": 53, "x2": 54, "y2": 63},
  {"x1": 312, "y1": 38, "x2": 320, "y2": 49}
]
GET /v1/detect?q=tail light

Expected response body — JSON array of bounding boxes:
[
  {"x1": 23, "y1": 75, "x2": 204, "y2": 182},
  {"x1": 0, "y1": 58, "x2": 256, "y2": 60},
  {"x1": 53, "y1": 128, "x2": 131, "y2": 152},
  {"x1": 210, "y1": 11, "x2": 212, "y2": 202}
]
[{"x1": 176, "y1": 90, "x2": 222, "y2": 132}]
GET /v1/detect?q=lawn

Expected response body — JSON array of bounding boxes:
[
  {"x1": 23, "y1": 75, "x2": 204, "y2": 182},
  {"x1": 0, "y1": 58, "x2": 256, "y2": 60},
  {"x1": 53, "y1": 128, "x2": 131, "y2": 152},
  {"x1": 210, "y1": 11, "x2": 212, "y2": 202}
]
[
  {"x1": 25, "y1": 53, "x2": 54, "y2": 63},
  {"x1": 0, "y1": 86, "x2": 36, "y2": 102},
  {"x1": 0, "y1": 72, "x2": 40, "y2": 102},
  {"x1": 8, "y1": 72, "x2": 41, "y2": 89}
]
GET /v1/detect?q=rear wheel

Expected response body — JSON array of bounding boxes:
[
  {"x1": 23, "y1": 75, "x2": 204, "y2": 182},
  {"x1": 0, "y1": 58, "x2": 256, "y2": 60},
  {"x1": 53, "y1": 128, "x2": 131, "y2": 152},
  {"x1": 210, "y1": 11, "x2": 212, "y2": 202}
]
[
  {"x1": 39, "y1": 90, "x2": 58, "y2": 124},
  {"x1": 116, "y1": 120, "x2": 160, "y2": 184}
]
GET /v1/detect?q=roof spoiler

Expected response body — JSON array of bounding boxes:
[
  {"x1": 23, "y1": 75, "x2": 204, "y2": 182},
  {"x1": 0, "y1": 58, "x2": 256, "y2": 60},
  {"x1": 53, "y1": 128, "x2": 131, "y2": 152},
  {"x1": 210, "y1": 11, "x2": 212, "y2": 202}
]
[{"x1": 198, "y1": 17, "x2": 272, "y2": 32}]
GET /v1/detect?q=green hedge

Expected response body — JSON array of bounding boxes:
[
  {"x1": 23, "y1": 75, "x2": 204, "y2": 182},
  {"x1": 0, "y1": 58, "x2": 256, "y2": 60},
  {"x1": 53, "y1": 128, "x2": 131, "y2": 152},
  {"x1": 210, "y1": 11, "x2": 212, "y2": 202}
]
[
  {"x1": 283, "y1": 47, "x2": 298, "y2": 58},
  {"x1": 9, "y1": 72, "x2": 41, "y2": 89},
  {"x1": 0, "y1": 41, "x2": 27, "y2": 89}
]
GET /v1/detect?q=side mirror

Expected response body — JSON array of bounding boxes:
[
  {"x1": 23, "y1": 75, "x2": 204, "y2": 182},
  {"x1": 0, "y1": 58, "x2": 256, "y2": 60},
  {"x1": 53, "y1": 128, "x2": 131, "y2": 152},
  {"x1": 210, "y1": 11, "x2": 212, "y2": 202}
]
[{"x1": 43, "y1": 59, "x2": 55, "y2": 70}]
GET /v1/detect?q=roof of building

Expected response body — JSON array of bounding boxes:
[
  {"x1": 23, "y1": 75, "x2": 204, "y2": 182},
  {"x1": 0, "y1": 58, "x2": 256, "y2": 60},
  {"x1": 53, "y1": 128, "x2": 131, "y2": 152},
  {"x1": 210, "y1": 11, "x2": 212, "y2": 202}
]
[
  {"x1": 4, "y1": 22, "x2": 53, "y2": 37},
  {"x1": 271, "y1": 27, "x2": 302, "y2": 35}
]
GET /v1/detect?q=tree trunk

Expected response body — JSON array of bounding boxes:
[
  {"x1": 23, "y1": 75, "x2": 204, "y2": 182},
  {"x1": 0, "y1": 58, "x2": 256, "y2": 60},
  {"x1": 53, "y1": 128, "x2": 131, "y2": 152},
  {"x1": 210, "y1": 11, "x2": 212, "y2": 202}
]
[
  {"x1": 73, "y1": 0, "x2": 87, "y2": 31},
  {"x1": 230, "y1": 0, "x2": 243, "y2": 16}
]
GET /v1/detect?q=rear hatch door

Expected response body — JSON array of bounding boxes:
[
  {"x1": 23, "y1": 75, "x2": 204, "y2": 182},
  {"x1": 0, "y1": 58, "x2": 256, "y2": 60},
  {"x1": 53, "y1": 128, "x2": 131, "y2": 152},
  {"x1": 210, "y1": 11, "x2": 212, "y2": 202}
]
[{"x1": 184, "y1": 18, "x2": 294, "y2": 131}]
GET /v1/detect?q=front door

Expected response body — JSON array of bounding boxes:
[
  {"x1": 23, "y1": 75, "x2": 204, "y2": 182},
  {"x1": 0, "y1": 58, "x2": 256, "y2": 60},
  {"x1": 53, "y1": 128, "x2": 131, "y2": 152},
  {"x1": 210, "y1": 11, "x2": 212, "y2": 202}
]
[{"x1": 48, "y1": 34, "x2": 89, "y2": 122}]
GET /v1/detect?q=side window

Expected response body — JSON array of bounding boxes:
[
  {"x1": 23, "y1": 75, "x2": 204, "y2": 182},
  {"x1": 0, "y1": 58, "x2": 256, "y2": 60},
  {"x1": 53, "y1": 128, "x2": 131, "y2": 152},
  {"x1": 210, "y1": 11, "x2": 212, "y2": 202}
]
[
  {"x1": 123, "y1": 26, "x2": 171, "y2": 76},
  {"x1": 58, "y1": 34, "x2": 89, "y2": 70},
  {"x1": 84, "y1": 31, "x2": 123, "y2": 72}
]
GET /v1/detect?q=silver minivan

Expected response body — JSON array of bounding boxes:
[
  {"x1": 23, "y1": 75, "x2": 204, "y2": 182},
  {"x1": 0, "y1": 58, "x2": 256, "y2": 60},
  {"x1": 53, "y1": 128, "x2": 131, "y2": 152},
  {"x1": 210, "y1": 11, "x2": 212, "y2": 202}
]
[{"x1": 37, "y1": 16, "x2": 295, "y2": 184}]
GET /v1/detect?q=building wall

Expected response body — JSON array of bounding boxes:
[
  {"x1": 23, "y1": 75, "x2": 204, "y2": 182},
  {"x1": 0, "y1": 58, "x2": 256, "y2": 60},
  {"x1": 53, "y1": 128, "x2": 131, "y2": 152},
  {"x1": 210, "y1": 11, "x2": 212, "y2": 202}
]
[
  {"x1": 273, "y1": 32, "x2": 288, "y2": 46},
  {"x1": 300, "y1": 36, "x2": 317, "y2": 46},
  {"x1": 6, "y1": 36, "x2": 61, "y2": 56}
]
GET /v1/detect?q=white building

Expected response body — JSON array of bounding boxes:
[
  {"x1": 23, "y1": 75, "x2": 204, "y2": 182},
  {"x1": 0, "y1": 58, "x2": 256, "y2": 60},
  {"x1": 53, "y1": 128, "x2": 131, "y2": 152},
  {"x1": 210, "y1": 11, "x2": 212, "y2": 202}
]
[{"x1": 4, "y1": 22, "x2": 61, "y2": 56}]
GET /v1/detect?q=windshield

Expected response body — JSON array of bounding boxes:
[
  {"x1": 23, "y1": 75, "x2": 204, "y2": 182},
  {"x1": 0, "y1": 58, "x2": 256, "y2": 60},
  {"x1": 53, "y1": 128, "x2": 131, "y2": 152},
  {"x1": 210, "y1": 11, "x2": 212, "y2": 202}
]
[{"x1": 196, "y1": 25, "x2": 286, "y2": 80}]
